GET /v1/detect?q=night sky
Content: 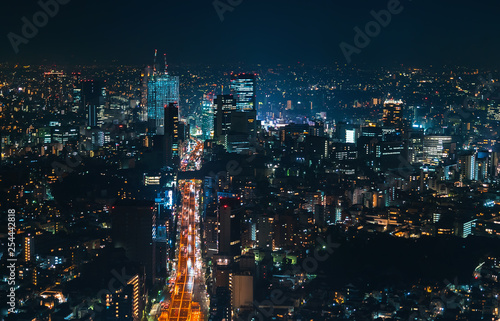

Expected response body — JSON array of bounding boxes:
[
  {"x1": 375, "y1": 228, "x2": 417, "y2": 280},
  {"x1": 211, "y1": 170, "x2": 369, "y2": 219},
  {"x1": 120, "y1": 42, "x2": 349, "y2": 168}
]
[{"x1": 1, "y1": 0, "x2": 499, "y2": 67}]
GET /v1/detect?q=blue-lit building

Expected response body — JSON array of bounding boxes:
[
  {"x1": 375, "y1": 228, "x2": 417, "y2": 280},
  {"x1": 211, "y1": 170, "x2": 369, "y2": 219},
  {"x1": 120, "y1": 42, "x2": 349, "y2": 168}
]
[
  {"x1": 201, "y1": 93, "x2": 214, "y2": 141},
  {"x1": 230, "y1": 73, "x2": 256, "y2": 111},
  {"x1": 147, "y1": 71, "x2": 179, "y2": 135},
  {"x1": 227, "y1": 74, "x2": 258, "y2": 152}
]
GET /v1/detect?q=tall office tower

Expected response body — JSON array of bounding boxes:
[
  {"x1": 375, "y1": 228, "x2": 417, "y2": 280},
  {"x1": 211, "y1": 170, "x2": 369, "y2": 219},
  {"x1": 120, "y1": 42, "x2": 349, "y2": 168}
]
[
  {"x1": 204, "y1": 204, "x2": 219, "y2": 258},
  {"x1": 218, "y1": 197, "x2": 242, "y2": 263},
  {"x1": 230, "y1": 73, "x2": 258, "y2": 146},
  {"x1": 24, "y1": 234, "x2": 33, "y2": 262},
  {"x1": 82, "y1": 80, "x2": 104, "y2": 127},
  {"x1": 408, "y1": 129, "x2": 424, "y2": 164},
  {"x1": 147, "y1": 54, "x2": 179, "y2": 135},
  {"x1": 459, "y1": 151, "x2": 477, "y2": 181},
  {"x1": 201, "y1": 93, "x2": 214, "y2": 141},
  {"x1": 111, "y1": 200, "x2": 155, "y2": 283},
  {"x1": 423, "y1": 136, "x2": 453, "y2": 164},
  {"x1": 88, "y1": 105, "x2": 97, "y2": 127},
  {"x1": 141, "y1": 66, "x2": 153, "y2": 122},
  {"x1": 164, "y1": 103, "x2": 180, "y2": 167},
  {"x1": 382, "y1": 99, "x2": 404, "y2": 130},
  {"x1": 214, "y1": 95, "x2": 237, "y2": 143},
  {"x1": 476, "y1": 150, "x2": 491, "y2": 182},
  {"x1": 230, "y1": 73, "x2": 256, "y2": 111}
]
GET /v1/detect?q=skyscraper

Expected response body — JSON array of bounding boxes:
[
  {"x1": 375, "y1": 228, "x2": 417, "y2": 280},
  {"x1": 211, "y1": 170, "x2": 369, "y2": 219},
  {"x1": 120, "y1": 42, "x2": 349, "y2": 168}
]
[
  {"x1": 201, "y1": 93, "x2": 214, "y2": 141},
  {"x1": 218, "y1": 197, "x2": 242, "y2": 263},
  {"x1": 24, "y1": 234, "x2": 33, "y2": 263},
  {"x1": 147, "y1": 56, "x2": 179, "y2": 135},
  {"x1": 459, "y1": 151, "x2": 477, "y2": 181},
  {"x1": 382, "y1": 99, "x2": 403, "y2": 130},
  {"x1": 88, "y1": 105, "x2": 97, "y2": 127},
  {"x1": 82, "y1": 80, "x2": 104, "y2": 127},
  {"x1": 141, "y1": 66, "x2": 153, "y2": 122},
  {"x1": 214, "y1": 95, "x2": 237, "y2": 144},
  {"x1": 230, "y1": 73, "x2": 256, "y2": 111},
  {"x1": 229, "y1": 74, "x2": 258, "y2": 150},
  {"x1": 164, "y1": 102, "x2": 180, "y2": 167}
]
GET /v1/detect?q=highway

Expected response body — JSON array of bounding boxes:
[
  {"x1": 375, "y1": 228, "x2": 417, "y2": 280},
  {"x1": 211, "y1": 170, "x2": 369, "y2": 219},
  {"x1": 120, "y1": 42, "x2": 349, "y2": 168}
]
[{"x1": 159, "y1": 141, "x2": 205, "y2": 321}]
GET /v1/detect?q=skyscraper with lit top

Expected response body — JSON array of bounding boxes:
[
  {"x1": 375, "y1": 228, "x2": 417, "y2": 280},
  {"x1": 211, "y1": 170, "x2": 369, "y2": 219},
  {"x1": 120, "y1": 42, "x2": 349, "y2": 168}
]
[
  {"x1": 230, "y1": 73, "x2": 256, "y2": 111},
  {"x1": 147, "y1": 52, "x2": 179, "y2": 135},
  {"x1": 201, "y1": 92, "x2": 214, "y2": 141}
]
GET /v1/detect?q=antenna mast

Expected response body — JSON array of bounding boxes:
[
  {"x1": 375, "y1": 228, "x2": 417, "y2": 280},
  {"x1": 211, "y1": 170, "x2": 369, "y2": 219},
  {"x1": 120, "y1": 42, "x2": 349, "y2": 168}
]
[
  {"x1": 164, "y1": 53, "x2": 168, "y2": 74},
  {"x1": 153, "y1": 49, "x2": 157, "y2": 73}
]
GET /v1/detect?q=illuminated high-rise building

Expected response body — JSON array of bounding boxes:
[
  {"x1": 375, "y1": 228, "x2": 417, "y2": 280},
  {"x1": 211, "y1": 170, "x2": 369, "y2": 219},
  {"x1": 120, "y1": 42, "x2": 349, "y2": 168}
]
[
  {"x1": 459, "y1": 151, "x2": 477, "y2": 181},
  {"x1": 32, "y1": 266, "x2": 38, "y2": 286},
  {"x1": 147, "y1": 53, "x2": 179, "y2": 135},
  {"x1": 201, "y1": 93, "x2": 214, "y2": 141},
  {"x1": 382, "y1": 99, "x2": 403, "y2": 130},
  {"x1": 228, "y1": 74, "x2": 258, "y2": 150},
  {"x1": 213, "y1": 93, "x2": 258, "y2": 151},
  {"x1": 141, "y1": 66, "x2": 153, "y2": 122},
  {"x1": 24, "y1": 234, "x2": 33, "y2": 262},
  {"x1": 214, "y1": 95, "x2": 237, "y2": 144},
  {"x1": 423, "y1": 136, "x2": 453, "y2": 164},
  {"x1": 230, "y1": 73, "x2": 256, "y2": 111}
]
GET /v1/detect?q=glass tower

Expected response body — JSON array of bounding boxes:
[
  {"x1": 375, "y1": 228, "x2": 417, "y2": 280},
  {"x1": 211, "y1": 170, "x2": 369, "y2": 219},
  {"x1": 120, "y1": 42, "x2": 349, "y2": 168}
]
[
  {"x1": 147, "y1": 73, "x2": 179, "y2": 135},
  {"x1": 201, "y1": 93, "x2": 214, "y2": 140},
  {"x1": 230, "y1": 73, "x2": 256, "y2": 111}
]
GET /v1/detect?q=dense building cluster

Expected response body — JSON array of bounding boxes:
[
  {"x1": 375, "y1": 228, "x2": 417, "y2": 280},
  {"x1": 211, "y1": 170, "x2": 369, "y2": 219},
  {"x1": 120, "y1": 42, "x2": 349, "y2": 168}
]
[{"x1": 1, "y1": 62, "x2": 500, "y2": 321}]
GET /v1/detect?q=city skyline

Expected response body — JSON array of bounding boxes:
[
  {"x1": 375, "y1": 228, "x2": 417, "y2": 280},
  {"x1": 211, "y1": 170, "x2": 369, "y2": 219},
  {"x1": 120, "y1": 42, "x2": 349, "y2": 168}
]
[{"x1": 3, "y1": 2, "x2": 500, "y2": 321}]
